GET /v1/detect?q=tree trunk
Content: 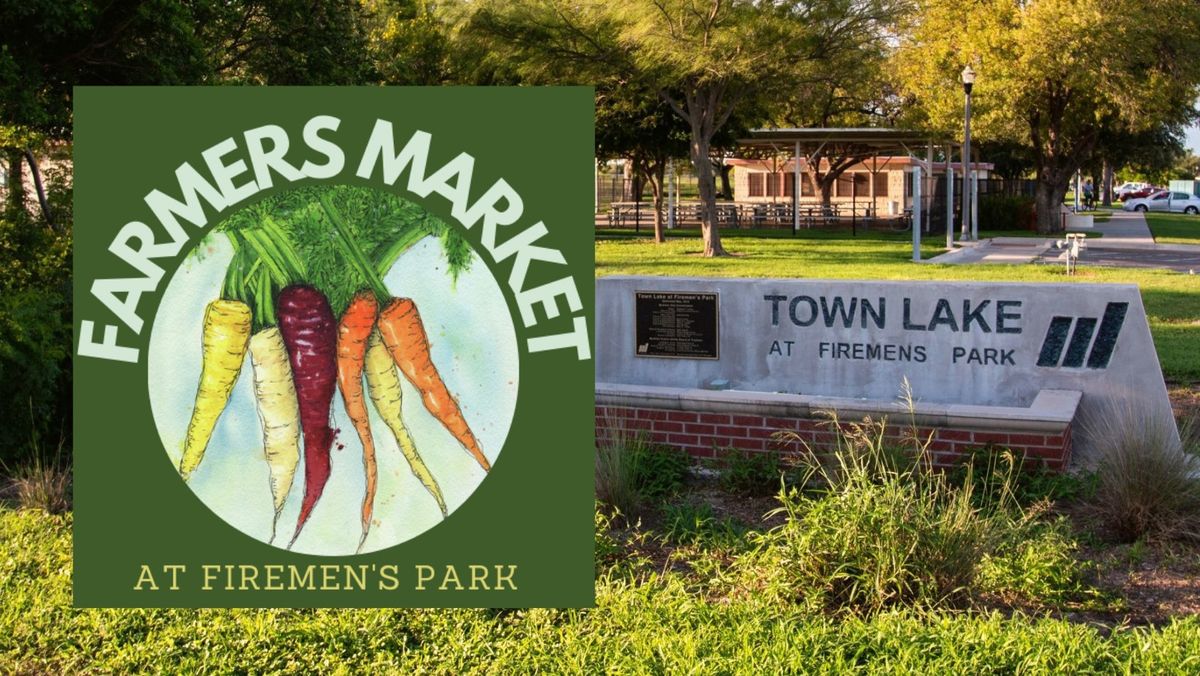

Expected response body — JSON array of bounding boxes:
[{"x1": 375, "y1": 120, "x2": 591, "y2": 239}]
[
  {"x1": 819, "y1": 175, "x2": 836, "y2": 208},
  {"x1": 23, "y1": 149, "x2": 54, "y2": 230},
  {"x1": 647, "y1": 161, "x2": 667, "y2": 244},
  {"x1": 717, "y1": 161, "x2": 733, "y2": 200},
  {"x1": 691, "y1": 135, "x2": 726, "y2": 257},
  {"x1": 1034, "y1": 177, "x2": 1069, "y2": 234},
  {"x1": 4, "y1": 148, "x2": 26, "y2": 217},
  {"x1": 1102, "y1": 160, "x2": 1114, "y2": 207},
  {"x1": 630, "y1": 171, "x2": 644, "y2": 204}
]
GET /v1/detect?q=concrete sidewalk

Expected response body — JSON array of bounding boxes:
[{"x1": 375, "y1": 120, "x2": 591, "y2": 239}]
[
  {"x1": 925, "y1": 209, "x2": 1200, "y2": 268},
  {"x1": 925, "y1": 237, "x2": 1054, "y2": 265},
  {"x1": 1086, "y1": 209, "x2": 1155, "y2": 249}
]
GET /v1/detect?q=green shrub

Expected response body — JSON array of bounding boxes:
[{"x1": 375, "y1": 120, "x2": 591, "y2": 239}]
[
  {"x1": 978, "y1": 515, "x2": 1106, "y2": 609},
  {"x1": 950, "y1": 446, "x2": 1097, "y2": 509},
  {"x1": 720, "y1": 450, "x2": 784, "y2": 497},
  {"x1": 978, "y1": 195, "x2": 1036, "y2": 231},
  {"x1": 740, "y1": 412, "x2": 1020, "y2": 614},
  {"x1": 661, "y1": 501, "x2": 744, "y2": 548},
  {"x1": 1084, "y1": 406, "x2": 1200, "y2": 542},
  {"x1": 629, "y1": 443, "x2": 689, "y2": 505},
  {"x1": 595, "y1": 421, "x2": 689, "y2": 513},
  {"x1": 0, "y1": 212, "x2": 72, "y2": 468},
  {"x1": 594, "y1": 503, "x2": 621, "y2": 571}
]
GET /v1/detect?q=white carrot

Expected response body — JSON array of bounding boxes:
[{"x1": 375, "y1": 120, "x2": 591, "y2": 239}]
[{"x1": 249, "y1": 326, "x2": 301, "y2": 542}]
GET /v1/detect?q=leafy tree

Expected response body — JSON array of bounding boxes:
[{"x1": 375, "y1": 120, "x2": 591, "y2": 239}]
[
  {"x1": 596, "y1": 84, "x2": 690, "y2": 242},
  {"x1": 362, "y1": 0, "x2": 450, "y2": 85},
  {"x1": 198, "y1": 0, "x2": 369, "y2": 84},
  {"x1": 458, "y1": 1, "x2": 694, "y2": 242},
  {"x1": 615, "y1": 0, "x2": 795, "y2": 256},
  {"x1": 463, "y1": 0, "x2": 901, "y2": 256},
  {"x1": 975, "y1": 140, "x2": 1036, "y2": 181},
  {"x1": 894, "y1": 0, "x2": 1200, "y2": 233},
  {"x1": 772, "y1": 1, "x2": 903, "y2": 208}
]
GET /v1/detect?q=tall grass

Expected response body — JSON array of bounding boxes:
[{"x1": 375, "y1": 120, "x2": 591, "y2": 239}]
[
  {"x1": 596, "y1": 415, "x2": 690, "y2": 515},
  {"x1": 595, "y1": 415, "x2": 646, "y2": 514},
  {"x1": 0, "y1": 403, "x2": 71, "y2": 513},
  {"x1": 738, "y1": 389, "x2": 1027, "y2": 615},
  {"x1": 1083, "y1": 403, "x2": 1200, "y2": 542}
]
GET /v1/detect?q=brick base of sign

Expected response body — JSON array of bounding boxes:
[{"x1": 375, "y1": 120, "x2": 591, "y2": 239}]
[{"x1": 595, "y1": 405, "x2": 1074, "y2": 472}]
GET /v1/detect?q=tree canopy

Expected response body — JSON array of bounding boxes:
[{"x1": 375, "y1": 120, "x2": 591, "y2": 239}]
[{"x1": 893, "y1": 0, "x2": 1200, "y2": 232}]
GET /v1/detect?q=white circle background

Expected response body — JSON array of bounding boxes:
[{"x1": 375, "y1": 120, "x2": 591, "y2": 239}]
[{"x1": 149, "y1": 233, "x2": 519, "y2": 555}]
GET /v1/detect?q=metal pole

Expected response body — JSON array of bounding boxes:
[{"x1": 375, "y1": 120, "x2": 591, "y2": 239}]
[
  {"x1": 946, "y1": 165, "x2": 955, "y2": 249},
  {"x1": 962, "y1": 91, "x2": 972, "y2": 241},
  {"x1": 852, "y1": 171, "x2": 857, "y2": 236},
  {"x1": 667, "y1": 160, "x2": 676, "y2": 230},
  {"x1": 793, "y1": 141, "x2": 801, "y2": 236},
  {"x1": 971, "y1": 169, "x2": 979, "y2": 241},
  {"x1": 913, "y1": 166, "x2": 923, "y2": 262},
  {"x1": 926, "y1": 141, "x2": 934, "y2": 233},
  {"x1": 1074, "y1": 170, "x2": 1081, "y2": 212}
]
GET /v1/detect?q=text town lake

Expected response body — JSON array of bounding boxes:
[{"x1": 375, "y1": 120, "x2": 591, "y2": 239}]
[{"x1": 764, "y1": 294, "x2": 1026, "y2": 366}]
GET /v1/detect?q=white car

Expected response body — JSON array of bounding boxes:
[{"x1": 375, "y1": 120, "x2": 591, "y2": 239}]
[{"x1": 1122, "y1": 190, "x2": 1200, "y2": 214}]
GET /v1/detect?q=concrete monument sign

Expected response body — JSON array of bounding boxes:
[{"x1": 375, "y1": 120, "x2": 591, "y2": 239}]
[{"x1": 596, "y1": 276, "x2": 1174, "y2": 463}]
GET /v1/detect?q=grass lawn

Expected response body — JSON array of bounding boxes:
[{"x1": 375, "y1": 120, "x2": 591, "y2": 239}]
[
  {"x1": 1145, "y1": 212, "x2": 1200, "y2": 245},
  {"x1": 596, "y1": 229, "x2": 1200, "y2": 381},
  {"x1": 5, "y1": 500, "x2": 1200, "y2": 671}
]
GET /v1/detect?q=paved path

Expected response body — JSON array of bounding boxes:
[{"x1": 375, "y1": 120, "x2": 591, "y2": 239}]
[
  {"x1": 1086, "y1": 209, "x2": 1155, "y2": 249},
  {"x1": 926, "y1": 209, "x2": 1200, "y2": 272}
]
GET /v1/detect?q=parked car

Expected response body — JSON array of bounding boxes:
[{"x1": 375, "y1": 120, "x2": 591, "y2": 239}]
[
  {"x1": 1122, "y1": 190, "x2": 1200, "y2": 214},
  {"x1": 1122, "y1": 185, "x2": 1161, "y2": 200},
  {"x1": 1114, "y1": 181, "x2": 1149, "y2": 200}
]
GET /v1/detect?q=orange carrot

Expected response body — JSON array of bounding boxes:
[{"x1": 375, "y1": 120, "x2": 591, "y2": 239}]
[
  {"x1": 336, "y1": 291, "x2": 379, "y2": 552},
  {"x1": 377, "y1": 297, "x2": 490, "y2": 472}
]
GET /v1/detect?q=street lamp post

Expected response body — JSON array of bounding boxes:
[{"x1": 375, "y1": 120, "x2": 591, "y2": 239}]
[{"x1": 960, "y1": 65, "x2": 975, "y2": 241}]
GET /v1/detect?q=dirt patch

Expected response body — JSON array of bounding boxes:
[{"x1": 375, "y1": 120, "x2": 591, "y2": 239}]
[
  {"x1": 1167, "y1": 382, "x2": 1200, "y2": 421},
  {"x1": 1083, "y1": 540, "x2": 1200, "y2": 626}
]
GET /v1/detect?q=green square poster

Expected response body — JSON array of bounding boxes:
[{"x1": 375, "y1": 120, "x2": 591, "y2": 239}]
[{"x1": 72, "y1": 87, "x2": 595, "y2": 607}]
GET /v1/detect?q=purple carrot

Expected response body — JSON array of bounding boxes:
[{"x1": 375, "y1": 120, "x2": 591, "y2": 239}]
[{"x1": 278, "y1": 284, "x2": 339, "y2": 548}]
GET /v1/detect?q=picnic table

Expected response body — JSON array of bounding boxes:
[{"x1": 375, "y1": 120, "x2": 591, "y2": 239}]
[{"x1": 605, "y1": 201, "x2": 903, "y2": 232}]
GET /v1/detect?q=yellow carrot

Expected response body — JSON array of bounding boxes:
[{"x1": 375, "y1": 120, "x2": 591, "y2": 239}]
[
  {"x1": 364, "y1": 329, "x2": 447, "y2": 517},
  {"x1": 249, "y1": 327, "x2": 301, "y2": 542},
  {"x1": 180, "y1": 299, "x2": 252, "y2": 480}
]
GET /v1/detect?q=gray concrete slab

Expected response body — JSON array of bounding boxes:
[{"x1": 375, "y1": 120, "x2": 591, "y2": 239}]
[
  {"x1": 927, "y1": 238, "x2": 1053, "y2": 265},
  {"x1": 597, "y1": 276, "x2": 1178, "y2": 458},
  {"x1": 1088, "y1": 210, "x2": 1156, "y2": 249}
]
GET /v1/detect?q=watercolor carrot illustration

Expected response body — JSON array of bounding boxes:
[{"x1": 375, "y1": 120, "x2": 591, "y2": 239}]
[
  {"x1": 278, "y1": 283, "x2": 340, "y2": 548},
  {"x1": 320, "y1": 206, "x2": 450, "y2": 548},
  {"x1": 179, "y1": 298, "x2": 252, "y2": 480},
  {"x1": 377, "y1": 297, "x2": 490, "y2": 471},
  {"x1": 336, "y1": 291, "x2": 385, "y2": 552},
  {"x1": 187, "y1": 186, "x2": 479, "y2": 551},
  {"x1": 320, "y1": 195, "x2": 491, "y2": 473},
  {"x1": 248, "y1": 323, "x2": 301, "y2": 541},
  {"x1": 222, "y1": 224, "x2": 314, "y2": 543},
  {"x1": 363, "y1": 329, "x2": 447, "y2": 517}
]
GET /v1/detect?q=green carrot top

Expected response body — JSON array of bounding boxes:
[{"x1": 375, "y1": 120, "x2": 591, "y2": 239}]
[{"x1": 215, "y1": 185, "x2": 473, "y2": 323}]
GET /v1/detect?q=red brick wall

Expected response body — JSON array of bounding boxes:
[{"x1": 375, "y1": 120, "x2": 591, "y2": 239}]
[{"x1": 595, "y1": 405, "x2": 1072, "y2": 471}]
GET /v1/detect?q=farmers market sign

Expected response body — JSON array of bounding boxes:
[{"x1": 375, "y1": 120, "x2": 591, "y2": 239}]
[{"x1": 73, "y1": 87, "x2": 595, "y2": 608}]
